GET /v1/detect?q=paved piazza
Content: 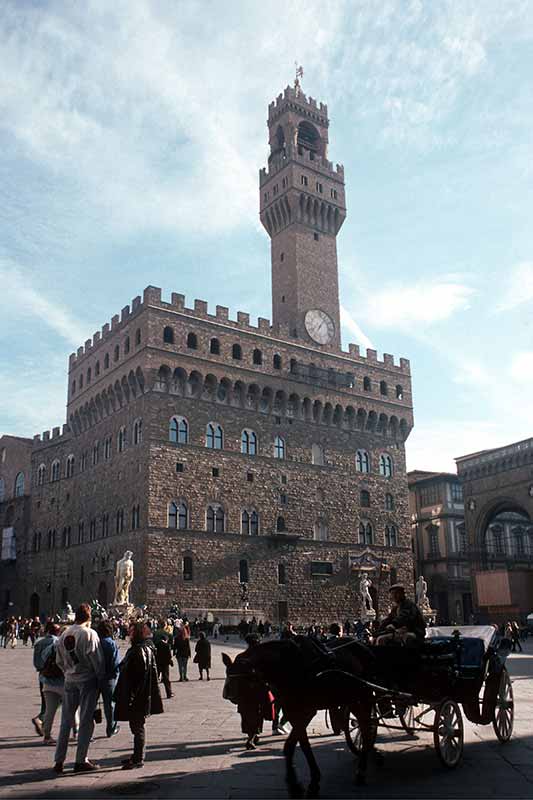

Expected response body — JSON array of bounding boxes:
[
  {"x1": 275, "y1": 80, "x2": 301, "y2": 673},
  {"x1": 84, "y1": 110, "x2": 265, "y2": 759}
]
[{"x1": 0, "y1": 639, "x2": 532, "y2": 799}]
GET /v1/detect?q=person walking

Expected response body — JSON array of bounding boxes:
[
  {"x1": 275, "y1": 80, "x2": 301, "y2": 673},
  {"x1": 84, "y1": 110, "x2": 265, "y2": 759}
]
[
  {"x1": 96, "y1": 620, "x2": 121, "y2": 738},
  {"x1": 40, "y1": 624, "x2": 80, "y2": 745},
  {"x1": 114, "y1": 621, "x2": 164, "y2": 769},
  {"x1": 32, "y1": 621, "x2": 60, "y2": 737},
  {"x1": 194, "y1": 632, "x2": 211, "y2": 680},
  {"x1": 53, "y1": 603, "x2": 104, "y2": 774},
  {"x1": 173, "y1": 624, "x2": 191, "y2": 682},
  {"x1": 154, "y1": 631, "x2": 174, "y2": 698}
]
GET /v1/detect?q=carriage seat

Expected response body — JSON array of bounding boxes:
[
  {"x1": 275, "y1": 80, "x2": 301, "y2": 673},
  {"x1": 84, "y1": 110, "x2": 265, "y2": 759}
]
[{"x1": 421, "y1": 636, "x2": 485, "y2": 676}]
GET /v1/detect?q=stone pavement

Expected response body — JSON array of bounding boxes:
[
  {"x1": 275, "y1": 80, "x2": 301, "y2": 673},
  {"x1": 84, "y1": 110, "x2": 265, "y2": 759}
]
[{"x1": 0, "y1": 638, "x2": 532, "y2": 799}]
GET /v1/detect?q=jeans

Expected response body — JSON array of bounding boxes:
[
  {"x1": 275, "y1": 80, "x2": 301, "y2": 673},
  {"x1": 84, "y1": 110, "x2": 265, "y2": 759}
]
[
  {"x1": 129, "y1": 714, "x2": 146, "y2": 763},
  {"x1": 177, "y1": 657, "x2": 188, "y2": 680},
  {"x1": 100, "y1": 678, "x2": 118, "y2": 736},
  {"x1": 43, "y1": 691, "x2": 80, "y2": 739},
  {"x1": 55, "y1": 679, "x2": 98, "y2": 765}
]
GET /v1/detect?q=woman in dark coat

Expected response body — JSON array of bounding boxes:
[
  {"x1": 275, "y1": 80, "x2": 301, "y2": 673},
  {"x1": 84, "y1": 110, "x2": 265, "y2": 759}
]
[
  {"x1": 194, "y1": 632, "x2": 211, "y2": 680},
  {"x1": 173, "y1": 624, "x2": 191, "y2": 681},
  {"x1": 113, "y1": 621, "x2": 163, "y2": 769}
]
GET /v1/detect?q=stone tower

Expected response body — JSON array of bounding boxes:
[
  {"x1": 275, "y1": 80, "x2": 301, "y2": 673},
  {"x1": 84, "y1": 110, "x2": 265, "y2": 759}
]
[{"x1": 259, "y1": 80, "x2": 346, "y2": 350}]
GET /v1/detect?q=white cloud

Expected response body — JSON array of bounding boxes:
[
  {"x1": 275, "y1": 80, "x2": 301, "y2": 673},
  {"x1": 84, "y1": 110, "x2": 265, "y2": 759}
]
[
  {"x1": 496, "y1": 261, "x2": 533, "y2": 312},
  {"x1": 0, "y1": 354, "x2": 67, "y2": 437},
  {"x1": 340, "y1": 305, "x2": 374, "y2": 351},
  {"x1": 358, "y1": 277, "x2": 474, "y2": 331},
  {"x1": 509, "y1": 351, "x2": 533, "y2": 384},
  {"x1": 0, "y1": 259, "x2": 89, "y2": 346}
]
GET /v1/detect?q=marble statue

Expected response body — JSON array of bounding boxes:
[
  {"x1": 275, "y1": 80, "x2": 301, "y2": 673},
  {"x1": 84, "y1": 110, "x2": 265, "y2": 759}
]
[
  {"x1": 360, "y1": 574, "x2": 374, "y2": 612},
  {"x1": 416, "y1": 575, "x2": 429, "y2": 608},
  {"x1": 114, "y1": 550, "x2": 134, "y2": 606},
  {"x1": 64, "y1": 602, "x2": 74, "y2": 623}
]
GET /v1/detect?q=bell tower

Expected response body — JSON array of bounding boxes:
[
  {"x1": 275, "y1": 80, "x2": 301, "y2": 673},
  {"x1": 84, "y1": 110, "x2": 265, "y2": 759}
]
[{"x1": 259, "y1": 75, "x2": 346, "y2": 349}]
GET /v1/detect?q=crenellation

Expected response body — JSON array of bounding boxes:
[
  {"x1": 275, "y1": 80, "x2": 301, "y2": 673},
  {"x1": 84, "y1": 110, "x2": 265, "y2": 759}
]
[
  {"x1": 258, "y1": 317, "x2": 271, "y2": 331},
  {"x1": 52, "y1": 427, "x2": 61, "y2": 438},
  {"x1": 42, "y1": 431, "x2": 50, "y2": 441},
  {"x1": 111, "y1": 314, "x2": 120, "y2": 330},
  {"x1": 237, "y1": 312, "x2": 249, "y2": 325},
  {"x1": 144, "y1": 285, "x2": 162, "y2": 305},
  {"x1": 93, "y1": 332, "x2": 101, "y2": 345},
  {"x1": 366, "y1": 349, "x2": 377, "y2": 362},
  {"x1": 348, "y1": 344, "x2": 360, "y2": 358},
  {"x1": 194, "y1": 299, "x2": 208, "y2": 315},
  {"x1": 216, "y1": 305, "x2": 229, "y2": 320},
  {"x1": 77, "y1": 347, "x2": 83, "y2": 358},
  {"x1": 132, "y1": 295, "x2": 142, "y2": 312},
  {"x1": 171, "y1": 293, "x2": 185, "y2": 309},
  {"x1": 121, "y1": 305, "x2": 130, "y2": 322},
  {"x1": 383, "y1": 354, "x2": 394, "y2": 367},
  {"x1": 102, "y1": 322, "x2": 110, "y2": 338},
  {"x1": 84, "y1": 339, "x2": 92, "y2": 353}
]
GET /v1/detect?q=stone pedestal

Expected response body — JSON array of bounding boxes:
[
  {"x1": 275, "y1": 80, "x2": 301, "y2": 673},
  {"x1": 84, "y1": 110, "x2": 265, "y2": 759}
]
[
  {"x1": 420, "y1": 602, "x2": 437, "y2": 625},
  {"x1": 107, "y1": 602, "x2": 135, "y2": 620}
]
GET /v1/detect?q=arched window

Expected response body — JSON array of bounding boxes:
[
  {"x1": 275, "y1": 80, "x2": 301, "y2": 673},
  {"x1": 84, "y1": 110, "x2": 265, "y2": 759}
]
[
  {"x1": 396, "y1": 385, "x2": 404, "y2": 400},
  {"x1": 183, "y1": 556, "x2": 193, "y2": 581},
  {"x1": 206, "y1": 423, "x2": 223, "y2": 450},
  {"x1": 380, "y1": 380, "x2": 388, "y2": 396},
  {"x1": 239, "y1": 559, "x2": 249, "y2": 584},
  {"x1": 133, "y1": 418, "x2": 143, "y2": 445},
  {"x1": 51, "y1": 461, "x2": 60, "y2": 482},
  {"x1": 359, "y1": 521, "x2": 373, "y2": 545},
  {"x1": 273, "y1": 435, "x2": 285, "y2": 459},
  {"x1": 210, "y1": 337, "x2": 220, "y2": 355},
  {"x1": 428, "y1": 524, "x2": 440, "y2": 556},
  {"x1": 314, "y1": 520, "x2": 328, "y2": 541},
  {"x1": 71, "y1": 379, "x2": 76, "y2": 396},
  {"x1": 241, "y1": 430, "x2": 258, "y2": 455},
  {"x1": 135, "y1": 328, "x2": 141, "y2": 346},
  {"x1": 102, "y1": 513, "x2": 109, "y2": 537},
  {"x1": 95, "y1": 361, "x2": 100, "y2": 376},
  {"x1": 79, "y1": 373, "x2": 83, "y2": 389},
  {"x1": 131, "y1": 504, "x2": 140, "y2": 529},
  {"x1": 232, "y1": 343, "x2": 242, "y2": 360},
  {"x1": 163, "y1": 326, "x2": 174, "y2": 344},
  {"x1": 168, "y1": 501, "x2": 188, "y2": 530},
  {"x1": 104, "y1": 435, "x2": 112, "y2": 460},
  {"x1": 385, "y1": 524, "x2": 398, "y2": 547},
  {"x1": 114, "y1": 344, "x2": 120, "y2": 362},
  {"x1": 62, "y1": 526, "x2": 71, "y2": 548},
  {"x1": 187, "y1": 332, "x2": 197, "y2": 350},
  {"x1": 278, "y1": 563, "x2": 286, "y2": 585},
  {"x1": 242, "y1": 510, "x2": 259, "y2": 536},
  {"x1": 87, "y1": 367, "x2": 92, "y2": 384},
  {"x1": 385, "y1": 493, "x2": 394, "y2": 510},
  {"x1": 47, "y1": 529, "x2": 55, "y2": 550},
  {"x1": 104, "y1": 353, "x2": 110, "y2": 369},
  {"x1": 93, "y1": 441, "x2": 100, "y2": 466},
  {"x1": 360, "y1": 489, "x2": 371, "y2": 508},
  {"x1": 363, "y1": 377, "x2": 371, "y2": 392},
  {"x1": 311, "y1": 443, "x2": 324, "y2": 466},
  {"x1": 37, "y1": 464, "x2": 46, "y2": 486},
  {"x1": 116, "y1": 508, "x2": 124, "y2": 534},
  {"x1": 273, "y1": 354, "x2": 282, "y2": 369},
  {"x1": 89, "y1": 519, "x2": 96, "y2": 541},
  {"x1": 124, "y1": 336, "x2": 130, "y2": 354},
  {"x1": 78, "y1": 521, "x2": 85, "y2": 544},
  {"x1": 207, "y1": 505, "x2": 224, "y2": 533},
  {"x1": 290, "y1": 358, "x2": 298, "y2": 374},
  {"x1": 0, "y1": 478, "x2": 4, "y2": 502},
  {"x1": 379, "y1": 454, "x2": 393, "y2": 478},
  {"x1": 276, "y1": 516, "x2": 286, "y2": 532},
  {"x1": 66, "y1": 455, "x2": 75, "y2": 478},
  {"x1": 118, "y1": 426, "x2": 127, "y2": 453},
  {"x1": 170, "y1": 416, "x2": 188, "y2": 444},
  {"x1": 253, "y1": 348, "x2": 262, "y2": 365},
  {"x1": 356, "y1": 450, "x2": 370, "y2": 473}
]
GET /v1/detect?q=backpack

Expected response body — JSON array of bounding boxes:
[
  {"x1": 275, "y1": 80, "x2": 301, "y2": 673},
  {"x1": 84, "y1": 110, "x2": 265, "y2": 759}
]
[{"x1": 41, "y1": 645, "x2": 63, "y2": 680}]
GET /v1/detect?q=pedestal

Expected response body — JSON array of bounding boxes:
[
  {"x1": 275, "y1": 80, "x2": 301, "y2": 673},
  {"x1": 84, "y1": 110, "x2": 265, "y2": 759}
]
[{"x1": 107, "y1": 602, "x2": 135, "y2": 620}]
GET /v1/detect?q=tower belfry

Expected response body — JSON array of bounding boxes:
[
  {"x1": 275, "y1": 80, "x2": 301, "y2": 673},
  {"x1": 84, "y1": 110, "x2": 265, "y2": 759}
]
[{"x1": 260, "y1": 81, "x2": 346, "y2": 349}]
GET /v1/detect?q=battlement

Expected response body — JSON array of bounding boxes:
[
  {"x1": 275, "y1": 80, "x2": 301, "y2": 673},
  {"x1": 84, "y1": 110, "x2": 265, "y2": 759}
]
[
  {"x1": 33, "y1": 424, "x2": 72, "y2": 449},
  {"x1": 260, "y1": 147, "x2": 344, "y2": 186},
  {"x1": 268, "y1": 85, "x2": 328, "y2": 123},
  {"x1": 69, "y1": 294, "x2": 143, "y2": 369},
  {"x1": 142, "y1": 286, "x2": 410, "y2": 375}
]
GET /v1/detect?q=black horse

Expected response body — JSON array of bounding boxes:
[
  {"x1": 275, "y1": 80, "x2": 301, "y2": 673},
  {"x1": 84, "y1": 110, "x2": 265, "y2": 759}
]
[{"x1": 222, "y1": 636, "x2": 378, "y2": 797}]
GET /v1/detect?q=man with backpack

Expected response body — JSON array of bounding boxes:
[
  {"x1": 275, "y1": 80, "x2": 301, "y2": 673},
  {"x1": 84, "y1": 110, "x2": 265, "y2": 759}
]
[
  {"x1": 32, "y1": 621, "x2": 60, "y2": 737},
  {"x1": 53, "y1": 603, "x2": 104, "y2": 774}
]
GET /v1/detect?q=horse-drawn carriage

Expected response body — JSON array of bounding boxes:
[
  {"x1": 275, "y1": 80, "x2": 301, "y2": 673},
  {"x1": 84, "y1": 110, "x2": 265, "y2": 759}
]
[{"x1": 344, "y1": 625, "x2": 514, "y2": 768}]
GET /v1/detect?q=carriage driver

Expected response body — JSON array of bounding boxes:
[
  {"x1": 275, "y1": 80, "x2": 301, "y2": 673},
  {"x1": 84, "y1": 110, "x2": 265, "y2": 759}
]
[{"x1": 376, "y1": 583, "x2": 426, "y2": 645}]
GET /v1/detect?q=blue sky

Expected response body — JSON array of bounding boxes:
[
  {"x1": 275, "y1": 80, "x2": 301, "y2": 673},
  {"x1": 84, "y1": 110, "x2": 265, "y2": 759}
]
[{"x1": 1, "y1": 0, "x2": 532, "y2": 471}]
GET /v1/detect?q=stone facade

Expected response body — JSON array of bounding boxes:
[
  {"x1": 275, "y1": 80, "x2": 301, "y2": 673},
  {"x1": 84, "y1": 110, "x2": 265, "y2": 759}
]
[
  {"x1": 456, "y1": 438, "x2": 533, "y2": 623},
  {"x1": 408, "y1": 470, "x2": 472, "y2": 624},
  {"x1": 0, "y1": 82, "x2": 415, "y2": 625}
]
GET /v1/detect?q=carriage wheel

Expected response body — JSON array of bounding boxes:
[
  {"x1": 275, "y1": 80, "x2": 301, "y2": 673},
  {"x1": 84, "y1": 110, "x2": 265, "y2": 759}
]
[
  {"x1": 492, "y1": 668, "x2": 514, "y2": 743},
  {"x1": 399, "y1": 704, "x2": 416, "y2": 735},
  {"x1": 344, "y1": 706, "x2": 378, "y2": 755},
  {"x1": 434, "y1": 700, "x2": 464, "y2": 768}
]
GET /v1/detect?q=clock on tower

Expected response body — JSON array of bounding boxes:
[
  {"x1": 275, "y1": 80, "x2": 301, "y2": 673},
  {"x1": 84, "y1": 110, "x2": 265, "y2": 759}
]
[{"x1": 259, "y1": 74, "x2": 346, "y2": 350}]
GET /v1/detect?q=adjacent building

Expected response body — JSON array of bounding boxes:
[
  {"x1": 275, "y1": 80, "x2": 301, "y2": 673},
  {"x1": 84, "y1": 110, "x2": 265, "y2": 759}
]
[
  {"x1": 456, "y1": 437, "x2": 533, "y2": 624},
  {"x1": 408, "y1": 470, "x2": 472, "y2": 624},
  {"x1": 1, "y1": 80, "x2": 415, "y2": 624}
]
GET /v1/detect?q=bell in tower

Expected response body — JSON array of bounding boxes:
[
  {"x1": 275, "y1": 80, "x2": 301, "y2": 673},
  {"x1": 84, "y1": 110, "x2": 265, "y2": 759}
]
[{"x1": 259, "y1": 75, "x2": 346, "y2": 349}]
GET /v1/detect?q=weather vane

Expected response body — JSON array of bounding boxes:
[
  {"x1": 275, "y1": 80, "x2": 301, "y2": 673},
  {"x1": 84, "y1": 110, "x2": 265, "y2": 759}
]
[{"x1": 294, "y1": 62, "x2": 304, "y2": 92}]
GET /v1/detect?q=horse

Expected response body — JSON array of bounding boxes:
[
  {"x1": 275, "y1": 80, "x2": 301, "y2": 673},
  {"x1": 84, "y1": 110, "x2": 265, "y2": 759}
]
[{"x1": 222, "y1": 636, "x2": 379, "y2": 797}]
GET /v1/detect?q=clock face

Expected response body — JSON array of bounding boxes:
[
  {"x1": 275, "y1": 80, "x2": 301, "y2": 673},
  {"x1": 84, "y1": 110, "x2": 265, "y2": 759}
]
[{"x1": 305, "y1": 309, "x2": 335, "y2": 345}]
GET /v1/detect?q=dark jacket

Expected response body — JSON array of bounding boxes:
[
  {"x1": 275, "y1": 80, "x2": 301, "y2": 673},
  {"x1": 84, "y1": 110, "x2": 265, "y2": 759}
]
[
  {"x1": 194, "y1": 637, "x2": 211, "y2": 669},
  {"x1": 380, "y1": 598, "x2": 426, "y2": 641},
  {"x1": 100, "y1": 636, "x2": 120, "y2": 681},
  {"x1": 155, "y1": 636, "x2": 173, "y2": 670},
  {"x1": 173, "y1": 634, "x2": 191, "y2": 659},
  {"x1": 113, "y1": 640, "x2": 164, "y2": 721}
]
